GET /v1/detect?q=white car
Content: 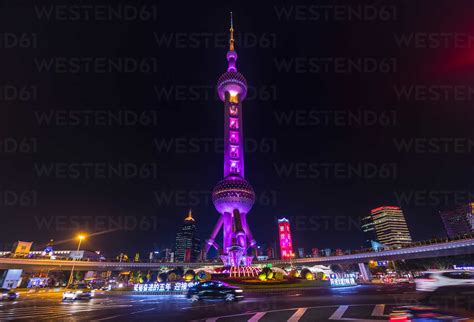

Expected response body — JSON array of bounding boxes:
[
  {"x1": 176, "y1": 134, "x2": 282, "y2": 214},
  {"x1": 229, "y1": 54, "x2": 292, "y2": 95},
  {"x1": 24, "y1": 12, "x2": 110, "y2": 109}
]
[
  {"x1": 62, "y1": 284, "x2": 94, "y2": 301},
  {"x1": 415, "y1": 270, "x2": 474, "y2": 292},
  {"x1": 0, "y1": 288, "x2": 19, "y2": 301}
]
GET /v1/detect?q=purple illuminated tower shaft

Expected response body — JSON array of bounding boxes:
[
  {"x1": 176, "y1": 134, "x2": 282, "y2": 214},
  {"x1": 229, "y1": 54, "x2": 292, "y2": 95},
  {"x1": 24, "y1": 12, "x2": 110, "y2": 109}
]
[{"x1": 205, "y1": 14, "x2": 257, "y2": 267}]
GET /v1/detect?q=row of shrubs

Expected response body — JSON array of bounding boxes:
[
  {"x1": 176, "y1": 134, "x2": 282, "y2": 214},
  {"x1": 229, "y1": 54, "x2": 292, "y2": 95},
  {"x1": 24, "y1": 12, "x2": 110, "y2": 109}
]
[
  {"x1": 157, "y1": 269, "x2": 211, "y2": 283},
  {"x1": 258, "y1": 268, "x2": 326, "y2": 281},
  {"x1": 134, "y1": 267, "x2": 326, "y2": 284},
  {"x1": 258, "y1": 267, "x2": 285, "y2": 281},
  {"x1": 133, "y1": 269, "x2": 212, "y2": 284}
]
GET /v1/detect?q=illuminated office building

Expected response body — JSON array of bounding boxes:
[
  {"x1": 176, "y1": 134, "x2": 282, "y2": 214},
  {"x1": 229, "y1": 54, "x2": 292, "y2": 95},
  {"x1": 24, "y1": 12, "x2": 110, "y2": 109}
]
[
  {"x1": 440, "y1": 203, "x2": 474, "y2": 238},
  {"x1": 370, "y1": 206, "x2": 412, "y2": 248},
  {"x1": 175, "y1": 210, "x2": 201, "y2": 262}
]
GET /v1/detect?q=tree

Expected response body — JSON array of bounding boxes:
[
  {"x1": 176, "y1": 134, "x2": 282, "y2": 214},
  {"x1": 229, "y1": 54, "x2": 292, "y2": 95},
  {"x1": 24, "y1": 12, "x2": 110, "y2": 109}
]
[
  {"x1": 184, "y1": 270, "x2": 195, "y2": 281},
  {"x1": 274, "y1": 272, "x2": 284, "y2": 280},
  {"x1": 158, "y1": 272, "x2": 168, "y2": 282},
  {"x1": 74, "y1": 272, "x2": 81, "y2": 283},
  {"x1": 261, "y1": 267, "x2": 272, "y2": 275},
  {"x1": 305, "y1": 272, "x2": 314, "y2": 280},
  {"x1": 288, "y1": 269, "x2": 299, "y2": 278},
  {"x1": 168, "y1": 273, "x2": 177, "y2": 281}
]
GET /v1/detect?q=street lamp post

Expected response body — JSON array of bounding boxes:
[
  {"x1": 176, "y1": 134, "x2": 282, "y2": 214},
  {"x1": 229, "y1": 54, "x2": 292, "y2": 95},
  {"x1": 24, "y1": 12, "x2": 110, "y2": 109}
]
[{"x1": 67, "y1": 235, "x2": 85, "y2": 287}]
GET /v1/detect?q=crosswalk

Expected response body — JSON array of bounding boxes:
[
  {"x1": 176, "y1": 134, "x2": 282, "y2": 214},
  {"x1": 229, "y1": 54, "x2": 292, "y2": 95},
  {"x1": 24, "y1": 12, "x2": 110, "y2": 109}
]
[
  {"x1": 288, "y1": 308, "x2": 308, "y2": 322},
  {"x1": 203, "y1": 304, "x2": 392, "y2": 322},
  {"x1": 0, "y1": 303, "x2": 133, "y2": 320}
]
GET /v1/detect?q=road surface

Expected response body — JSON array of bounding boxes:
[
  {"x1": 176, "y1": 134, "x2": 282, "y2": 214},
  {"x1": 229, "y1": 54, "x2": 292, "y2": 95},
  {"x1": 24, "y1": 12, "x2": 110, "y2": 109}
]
[{"x1": 0, "y1": 284, "x2": 471, "y2": 321}]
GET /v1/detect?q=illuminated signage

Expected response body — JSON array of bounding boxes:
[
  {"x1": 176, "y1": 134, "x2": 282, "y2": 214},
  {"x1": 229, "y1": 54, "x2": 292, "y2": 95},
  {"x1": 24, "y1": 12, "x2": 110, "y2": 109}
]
[
  {"x1": 134, "y1": 282, "x2": 196, "y2": 292},
  {"x1": 278, "y1": 218, "x2": 293, "y2": 260},
  {"x1": 453, "y1": 265, "x2": 474, "y2": 270},
  {"x1": 329, "y1": 274, "x2": 357, "y2": 287}
]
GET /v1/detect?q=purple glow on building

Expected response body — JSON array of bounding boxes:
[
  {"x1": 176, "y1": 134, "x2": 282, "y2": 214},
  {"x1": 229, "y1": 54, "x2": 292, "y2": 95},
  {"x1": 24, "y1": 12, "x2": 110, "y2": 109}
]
[{"x1": 205, "y1": 14, "x2": 257, "y2": 267}]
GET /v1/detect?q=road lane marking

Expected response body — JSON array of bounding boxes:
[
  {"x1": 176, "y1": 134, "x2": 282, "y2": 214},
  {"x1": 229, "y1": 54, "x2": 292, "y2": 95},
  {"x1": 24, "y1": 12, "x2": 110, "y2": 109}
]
[
  {"x1": 248, "y1": 312, "x2": 266, "y2": 322},
  {"x1": 181, "y1": 304, "x2": 219, "y2": 310},
  {"x1": 131, "y1": 308, "x2": 155, "y2": 315},
  {"x1": 371, "y1": 304, "x2": 385, "y2": 317},
  {"x1": 288, "y1": 308, "x2": 307, "y2": 322},
  {"x1": 329, "y1": 305, "x2": 384, "y2": 321},
  {"x1": 93, "y1": 308, "x2": 155, "y2": 321},
  {"x1": 37, "y1": 314, "x2": 74, "y2": 320},
  {"x1": 201, "y1": 303, "x2": 412, "y2": 322},
  {"x1": 0, "y1": 304, "x2": 134, "y2": 321},
  {"x1": 8, "y1": 313, "x2": 71, "y2": 320},
  {"x1": 330, "y1": 305, "x2": 349, "y2": 320}
]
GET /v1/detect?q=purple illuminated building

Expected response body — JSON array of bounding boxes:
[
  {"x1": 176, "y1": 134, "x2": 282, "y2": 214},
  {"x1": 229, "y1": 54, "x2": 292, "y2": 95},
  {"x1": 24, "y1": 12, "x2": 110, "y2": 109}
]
[{"x1": 205, "y1": 14, "x2": 257, "y2": 266}]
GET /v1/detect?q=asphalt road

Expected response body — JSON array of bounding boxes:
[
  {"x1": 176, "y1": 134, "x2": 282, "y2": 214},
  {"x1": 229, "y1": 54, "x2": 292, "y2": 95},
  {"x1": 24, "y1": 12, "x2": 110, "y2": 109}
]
[{"x1": 0, "y1": 285, "x2": 471, "y2": 321}]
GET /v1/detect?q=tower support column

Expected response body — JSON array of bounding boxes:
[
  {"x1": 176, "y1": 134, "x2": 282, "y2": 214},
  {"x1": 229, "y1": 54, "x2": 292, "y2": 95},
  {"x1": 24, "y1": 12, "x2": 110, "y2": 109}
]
[
  {"x1": 222, "y1": 212, "x2": 233, "y2": 253},
  {"x1": 205, "y1": 216, "x2": 223, "y2": 253}
]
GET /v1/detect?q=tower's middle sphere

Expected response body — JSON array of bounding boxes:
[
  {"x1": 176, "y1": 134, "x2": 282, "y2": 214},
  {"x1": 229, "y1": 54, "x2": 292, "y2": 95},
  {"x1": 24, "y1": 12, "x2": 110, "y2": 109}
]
[{"x1": 212, "y1": 176, "x2": 255, "y2": 214}]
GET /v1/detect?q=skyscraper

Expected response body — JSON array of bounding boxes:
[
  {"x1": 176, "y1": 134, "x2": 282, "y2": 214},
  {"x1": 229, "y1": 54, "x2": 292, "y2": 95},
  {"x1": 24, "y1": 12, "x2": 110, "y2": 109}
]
[
  {"x1": 370, "y1": 206, "x2": 412, "y2": 248},
  {"x1": 174, "y1": 210, "x2": 201, "y2": 262},
  {"x1": 361, "y1": 214, "x2": 377, "y2": 245},
  {"x1": 278, "y1": 218, "x2": 294, "y2": 259},
  {"x1": 440, "y1": 203, "x2": 474, "y2": 238},
  {"x1": 205, "y1": 14, "x2": 257, "y2": 267}
]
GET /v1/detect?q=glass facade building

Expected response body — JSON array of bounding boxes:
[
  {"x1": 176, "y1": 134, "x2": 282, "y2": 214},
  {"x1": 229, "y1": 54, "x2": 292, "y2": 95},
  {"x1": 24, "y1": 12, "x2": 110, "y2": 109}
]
[
  {"x1": 440, "y1": 203, "x2": 474, "y2": 238},
  {"x1": 369, "y1": 206, "x2": 412, "y2": 248}
]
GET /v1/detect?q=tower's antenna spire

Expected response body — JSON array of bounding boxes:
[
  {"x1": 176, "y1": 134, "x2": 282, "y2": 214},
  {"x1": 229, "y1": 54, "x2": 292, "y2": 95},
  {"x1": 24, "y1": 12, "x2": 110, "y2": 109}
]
[
  {"x1": 185, "y1": 208, "x2": 194, "y2": 221},
  {"x1": 229, "y1": 11, "x2": 235, "y2": 51}
]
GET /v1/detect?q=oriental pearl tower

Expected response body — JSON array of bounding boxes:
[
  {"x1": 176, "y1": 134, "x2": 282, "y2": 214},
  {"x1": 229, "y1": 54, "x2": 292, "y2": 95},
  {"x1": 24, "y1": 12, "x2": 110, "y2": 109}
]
[{"x1": 205, "y1": 13, "x2": 257, "y2": 266}]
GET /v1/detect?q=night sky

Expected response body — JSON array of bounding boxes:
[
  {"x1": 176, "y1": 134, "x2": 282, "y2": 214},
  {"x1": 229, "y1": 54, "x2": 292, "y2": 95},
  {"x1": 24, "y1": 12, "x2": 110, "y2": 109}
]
[{"x1": 1, "y1": 0, "x2": 473, "y2": 257}]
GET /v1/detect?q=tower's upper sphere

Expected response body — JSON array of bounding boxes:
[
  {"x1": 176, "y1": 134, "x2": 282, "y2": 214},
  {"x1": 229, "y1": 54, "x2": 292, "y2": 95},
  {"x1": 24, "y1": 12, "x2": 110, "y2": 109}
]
[
  {"x1": 212, "y1": 176, "x2": 255, "y2": 214},
  {"x1": 217, "y1": 69, "x2": 248, "y2": 101}
]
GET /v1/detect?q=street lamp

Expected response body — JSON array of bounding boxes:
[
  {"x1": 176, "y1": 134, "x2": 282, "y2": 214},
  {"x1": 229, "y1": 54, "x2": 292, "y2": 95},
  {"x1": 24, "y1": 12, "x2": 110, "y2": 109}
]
[{"x1": 67, "y1": 234, "x2": 85, "y2": 287}]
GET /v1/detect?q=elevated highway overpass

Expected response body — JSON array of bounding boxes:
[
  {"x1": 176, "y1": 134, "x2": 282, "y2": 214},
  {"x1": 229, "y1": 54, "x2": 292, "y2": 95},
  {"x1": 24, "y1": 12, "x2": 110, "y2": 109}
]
[{"x1": 1, "y1": 237, "x2": 473, "y2": 272}]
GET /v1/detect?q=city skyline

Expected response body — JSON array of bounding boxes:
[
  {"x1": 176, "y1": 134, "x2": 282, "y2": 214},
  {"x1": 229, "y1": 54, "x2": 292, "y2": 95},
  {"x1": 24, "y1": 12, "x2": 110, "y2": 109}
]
[
  {"x1": 1, "y1": 2, "x2": 474, "y2": 256},
  {"x1": 1, "y1": 3, "x2": 474, "y2": 321}
]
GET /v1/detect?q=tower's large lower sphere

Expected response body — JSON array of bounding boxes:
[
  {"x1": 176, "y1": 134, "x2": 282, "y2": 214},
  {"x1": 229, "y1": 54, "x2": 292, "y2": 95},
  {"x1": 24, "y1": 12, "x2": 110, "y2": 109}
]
[{"x1": 212, "y1": 176, "x2": 255, "y2": 214}]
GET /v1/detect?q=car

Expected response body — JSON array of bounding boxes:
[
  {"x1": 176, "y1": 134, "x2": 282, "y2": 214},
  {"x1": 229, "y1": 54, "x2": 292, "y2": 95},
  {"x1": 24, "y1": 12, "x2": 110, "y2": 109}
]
[
  {"x1": 389, "y1": 305, "x2": 469, "y2": 321},
  {"x1": 0, "y1": 288, "x2": 19, "y2": 301},
  {"x1": 62, "y1": 284, "x2": 94, "y2": 301},
  {"x1": 394, "y1": 277, "x2": 412, "y2": 284},
  {"x1": 186, "y1": 281, "x2": 243, "y2": 302},
  {"x1": 415, "y1": 270, "x2": 474, "y2": 292}
]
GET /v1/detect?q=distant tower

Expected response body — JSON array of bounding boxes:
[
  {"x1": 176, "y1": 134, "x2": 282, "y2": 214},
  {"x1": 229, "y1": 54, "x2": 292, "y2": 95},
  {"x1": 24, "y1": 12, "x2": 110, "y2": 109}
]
[
  {"x1": 175, "y1": 209, "x2": 201, "y2": 262},
  {"x1": 205, "y1": 13, "x2": 257, "y2": 266},
  {"x1": 278, "y1": 218, "x2": 294, "y2": 259}
]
